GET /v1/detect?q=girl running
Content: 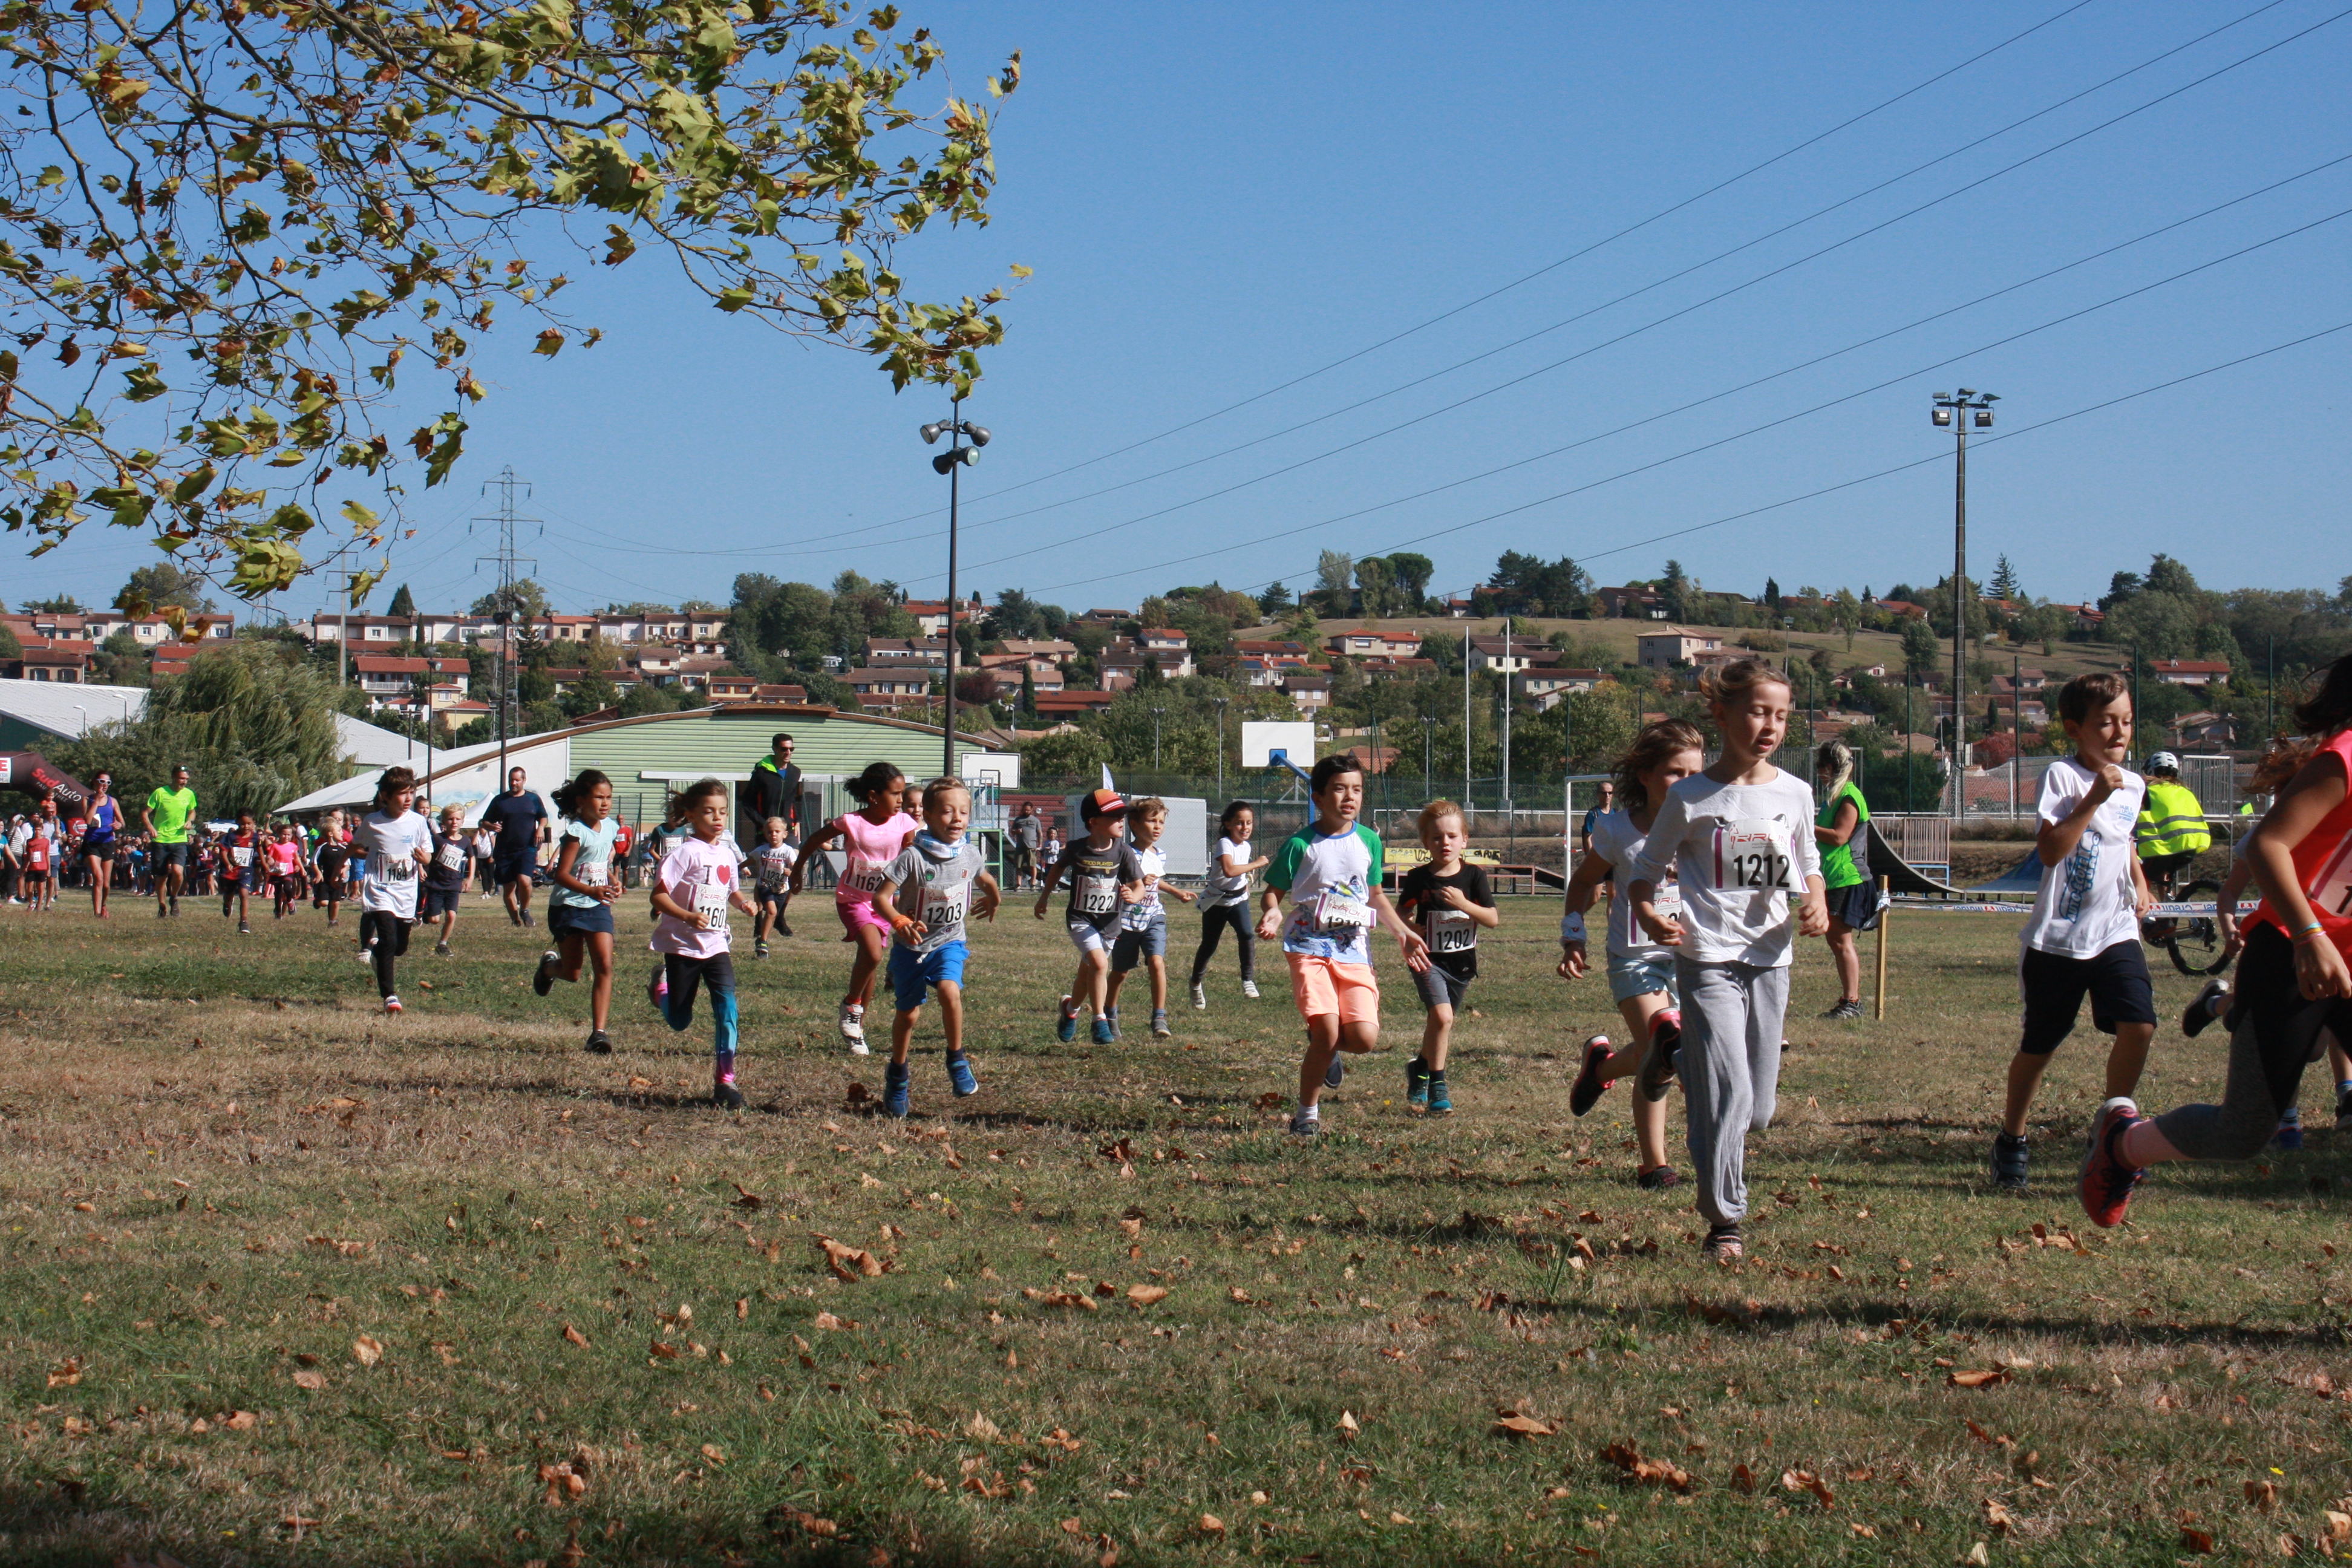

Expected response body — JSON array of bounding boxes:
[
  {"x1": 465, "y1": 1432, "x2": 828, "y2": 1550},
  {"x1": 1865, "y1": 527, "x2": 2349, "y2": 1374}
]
[
  {"x1": 645, "y1": 778, "x2": 759, "y2": 1109},
  {"x1": 80, "y1": 771, "x2": 121, "y2": 918},
  {"x1": 1625, "y1": 662, "x2": 1827, "y2": 1258},
  {"x1": 791, "y1": 762, "x2": 918, "y2": 1055},
  {"x1": 354, "y1": 768, "x2": 434, "y2": 1015},
  {"x1": 425, "y1": 805, "x2": 472, "y2": 956},
  {"x1": 1812, "y1": 739, "x2": 1878, "y2": 1019},
  {"x1": 1561, "y1": 720, "x2": 1705, "y2": 1187},
  {"x1": 2081, "y1": 653, "x2": 2352, "y2": 1226},
  {"x1": 750, "y1": 817, "x2": 798, "y2": 959},
  {"x1": 220, "y1": 810, "x2": 261, "y2": 933},
  {"x1": 871, "y1": 776, "x2": 1001, "y2": 1116},
  {"x1": 267, "y1": 823, "x2": 307, "y2": 918},
  {"x1": 1395, "y1": 800, "x2": 1498, "y2": 1116},
  {"x1": 533, "y1": 769, "x2": 624, "y2": 1054},
  {"x1": 1189, "y1": 801, "x2": 1268, "y2": 1008},
  {"x1": 313, "y1": 808, "x2": 353, "y2": 928}
]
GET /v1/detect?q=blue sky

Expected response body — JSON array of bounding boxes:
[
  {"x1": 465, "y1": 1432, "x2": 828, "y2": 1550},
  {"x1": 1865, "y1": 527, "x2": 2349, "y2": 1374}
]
[{"x1": 25, "y1": 1, "x2": 2352, "y2": 620}]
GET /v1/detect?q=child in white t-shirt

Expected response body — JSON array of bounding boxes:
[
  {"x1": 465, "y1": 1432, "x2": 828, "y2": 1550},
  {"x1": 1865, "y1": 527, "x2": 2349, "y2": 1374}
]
[
  {"x1": 1990, "y1": 671, "x2": 2157, "y2": 1191},
  {"x1": 1189, "y1": 801, "x2": 1268, "y2": 1008},
  {"x1": 1626, "y1": 663, "x2": 1826, "y2": 1258},
  {"x1": 646, "y1": 779, "x2": 759, "y2": 1110},
  {"x1": 750, "y1": 815, "x2": 799, "y2": 959},
  {"x1": 1104, "y1": 797, "x2": 1197, "y2": 1040}
]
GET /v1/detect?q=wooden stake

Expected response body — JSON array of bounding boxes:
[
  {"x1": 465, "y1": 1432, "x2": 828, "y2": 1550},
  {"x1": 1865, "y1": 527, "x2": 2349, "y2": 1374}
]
[{"x1": 1872, "y1": 874, "x2": 1890, "y2": 1021}]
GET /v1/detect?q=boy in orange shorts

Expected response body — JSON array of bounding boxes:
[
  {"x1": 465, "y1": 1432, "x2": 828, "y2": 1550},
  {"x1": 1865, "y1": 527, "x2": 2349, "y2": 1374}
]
[{"x1": 1257, "y1": 752, "x2": 1429, "y2": 1135}]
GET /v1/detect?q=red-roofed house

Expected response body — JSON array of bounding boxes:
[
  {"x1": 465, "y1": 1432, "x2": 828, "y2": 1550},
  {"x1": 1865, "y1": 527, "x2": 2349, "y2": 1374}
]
[{"x1": 2149, "y1": 659, "x2": 2232, "y2": 688}]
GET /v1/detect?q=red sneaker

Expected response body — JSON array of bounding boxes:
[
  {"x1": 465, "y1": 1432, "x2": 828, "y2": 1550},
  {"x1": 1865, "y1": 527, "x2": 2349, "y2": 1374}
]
[{"x1": 2078, "y1": 1097, "x2": 2146, "y2": 1229}]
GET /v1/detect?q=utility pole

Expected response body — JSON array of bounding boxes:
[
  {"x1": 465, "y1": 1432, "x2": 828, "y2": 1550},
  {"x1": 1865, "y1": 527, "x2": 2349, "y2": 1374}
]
[
  {"x1": 474, "y1": 466, "x2": 539, "y2": 790},
  {"x1": 1932, "y1": 390, "x2": 1996, "y2": 823},
  {"x1": 1500, "y1": 619, "x2": 1514, "y2": 818}
]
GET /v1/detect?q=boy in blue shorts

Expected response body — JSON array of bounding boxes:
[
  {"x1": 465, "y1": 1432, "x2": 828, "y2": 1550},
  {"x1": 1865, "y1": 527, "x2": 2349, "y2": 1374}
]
[{"x1": 874, "y1": 777, "x2": 1001, "y2": 1118}]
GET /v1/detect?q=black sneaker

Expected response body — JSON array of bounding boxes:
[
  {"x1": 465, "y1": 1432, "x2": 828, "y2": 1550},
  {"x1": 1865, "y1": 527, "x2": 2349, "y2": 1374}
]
[
  {"x1": 754, "y1": 942, "x2": 771, "y2": 959},
  {"x1": 532, "y1": 950, "x2": 559, "y2": 997},
  {"x1": 2181, "y1": 978, "x2": 2229, "y2": 1039},
  {"x1": 1636, "y1": 1011, "x2": 1681, "y2": 1103},
  {"x1": 584, "y1": 1030, "x2": 612, "y2": 1056},
  {"x1": 712, "y1": 1080, "x2": 745, "y2": 1111},
  {"x1": 776, "y1": 921, "x2": 792, "y2": 939},
  {"x1": 1823, "y1": 998, "x2": 1863, "y2": 1021},
  {"x1": 1637, "y1": 1166, "x2": 1682, "y2": 1191},
  {"x1": 521, "y1": 909, "x2": 536, "y2": 929},
  {"x1": 1991, "y1": 1131, "x2": 2030, "y2": 1190},
  {"x1": 434, "y1": 941, "x2": 451, "y2": 957},
  {"x1": 1569, "y1": 1035, "x2": 1612, "y2": 1117},
  {"x1": 1324, "y1": 1055, "x2": 1345, "y2": 1090},
  {"x1": 1701, "y1": 1223, "x2": 1743, "y2": 1259},
  {"x1": 2338, "y1": 1083, "x2": 2352, "y2": 1129}
]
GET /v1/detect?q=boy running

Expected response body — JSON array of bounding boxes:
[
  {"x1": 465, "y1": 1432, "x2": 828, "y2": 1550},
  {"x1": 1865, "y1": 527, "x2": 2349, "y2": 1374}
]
[
  {"x1": 1394, "y1": 800, "x2": 1497, "y2": 1115},
  {"x1": 750, "y1": 817, "x2": 798, "y2": 958},
  {"x1": 143, "y1": 765, "x2": 197, "y2": 918},
  {"x1": 1035, "y1": 789, "x2": 1143, "y2": 1045},
  {"x1": 1103, "y1": 797, "x2": 1196, "y2": 1040},
  {"x1": 1258, "y1": 753, "x2": 1429, "y2": 1135},
  {"x1": 424, "y1": 805, "x2": 472, "y2": 956},
  {"x1": 219, "y1": 810, "x2": 261, "y2": 933},
  {"x1": 1991, "y1": 671, "x2": 2157, "y2": 1191},
  {"x1": 872, "y1": 777, "x2": 1001, "y2": 1117}
]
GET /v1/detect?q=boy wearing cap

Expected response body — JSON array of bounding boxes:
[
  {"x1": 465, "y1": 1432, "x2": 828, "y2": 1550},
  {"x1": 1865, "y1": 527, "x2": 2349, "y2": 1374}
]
[
  {"x1": 1035, "y1": 788, "x2": 1145, "y2": 1045},
  {"x1": 1258, "y1": 753, "x2": 1430, "y2": 1135}
]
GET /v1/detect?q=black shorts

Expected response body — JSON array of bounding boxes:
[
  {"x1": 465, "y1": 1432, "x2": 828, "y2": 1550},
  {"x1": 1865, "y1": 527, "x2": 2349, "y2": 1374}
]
[
  {"x1": 1824, "y1": 880, "x2": 1881, "y2": 932},
  {"x1": 494, "y1": 846, "x2": 538, "y2": 884},
  {"x1": 156, "y1": 842, "x2": 189, "y2": 869},
  {"x1": 1413, "y1": 962, "x2": 1475, "y2": 1011},
  {"x1": 422, "y1": 886, "x2": 462, "y2": 919},
  {"x1": 755, "y1": 884, "x2": 788, "y2": 908},
  {"x1": 2017, "y1": 938, "x2": 2157, "y2": 1055},
  {"x1": 83, "y1": 838, "x2": 115, "y2": 861}
]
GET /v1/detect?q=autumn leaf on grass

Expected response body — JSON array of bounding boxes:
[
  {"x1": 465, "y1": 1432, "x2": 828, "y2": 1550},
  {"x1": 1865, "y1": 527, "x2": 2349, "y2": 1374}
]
[
  {"x1": 1683, "y1": 1292, "x2": 1762, "y2": 1327},
  {"x1": 1949, "y1": 1367, "x2": 2010, "y2": 1388},
  {"x1": 730, "y1": 1183, "x2": 762, "y2": 1209},
  {"x1": 2244, "y1": 1478, "x2": 2278, "y2": 1510},
  {"x1": 647, "y1": 1339, "x2": 680, "y2": 1361},
  {"x1": 1492, "y1": 1412, "x2": 1558, "y2": 1439},
  {"x1": 811, "y1": 1311, "x2": 859, "y2": 1331},
  {"x1": 561, "y1": 1324, "x2": 590, "y2": 1349},
  {"x1": 47, "y1": 1359, "x2": 81, "y2": 1388},
  {"x1": 2178, "y1": 1522, "x2": 2215, "y2": 1554},
  {"x1": 292, "y1": 1369, "x2": 327, "y2": 1390},
  {"x1": 966, "y1": 1411, "x2": 1001, "y2": 1441},
  {"x1": 1125, "y1": 1284, "x2": 1169, "y2": 1307},
  {"x1": 1602, "y1": 1442, "x2": 1693, "y2": 1492},
  {"x1": 812, "y1": 1233, "x2": 884, "y2": 1281},
  {"x1": 224, "y1": 1410, "x2": 256, "y2": 1431},
  {"x1": 1982, "y1": 1497, "x2": 2016, "y2": 1536},
  {"x1": 1197, "y1": 1515, "x2": 1226, "y2": 1538},
  {"x1": 1730, "y1": 1463, "x2": 1756, "y2": 1494},
  {"x1": 1780, "y1": 1469, "x2": 1835, "y2": 1509},
  {"x1": 700, "y1": 1443, "x2": 727, "y2": 1466},
  {"x1": 352, "y1": 1335, "x2": 384, "y2": 1367},
  {"x1": 1336, "y1": 1411, "x2": 1361, "y2": 1440}
]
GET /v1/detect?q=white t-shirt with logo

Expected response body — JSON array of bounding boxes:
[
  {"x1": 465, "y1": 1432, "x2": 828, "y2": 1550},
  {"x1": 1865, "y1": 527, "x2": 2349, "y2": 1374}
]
[
  {"x1": 2019, "y1": 757, "x2": 2146, "y2": 958},
  {"x1": 354, "y1": 809, "x2": 434, "y2": 920},
  {"x1": 1586, "y1": 808, "x2": 1681, "y2": 965},
  {"x1": 1123, "y1": 844, "x2": 1169, "y2": 930},
  {"x1": 1627, "y1": 769, "x2": 1821, "y2": 969}
]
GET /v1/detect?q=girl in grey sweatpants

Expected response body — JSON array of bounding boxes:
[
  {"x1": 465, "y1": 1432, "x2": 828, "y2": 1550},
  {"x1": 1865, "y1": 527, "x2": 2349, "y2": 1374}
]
[{"x1": 1626, "y1": 660, "x2": 1830, "y2": 1258}]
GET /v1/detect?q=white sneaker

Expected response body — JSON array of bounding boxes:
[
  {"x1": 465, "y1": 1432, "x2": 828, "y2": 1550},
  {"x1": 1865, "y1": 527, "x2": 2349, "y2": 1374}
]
[
  {"x1": 384, "y1": 995, "x2": 402, "y2": 1014},
  {"x1": 840, "y1": 1003, "x2": 869, "y2": 1054},
  {"x1": 1241, "y1": 979, "x2": 1260, "y2": 999},
  {"x1": 1190, "y1": 981, "x2": 1206, "y2": 1010}
]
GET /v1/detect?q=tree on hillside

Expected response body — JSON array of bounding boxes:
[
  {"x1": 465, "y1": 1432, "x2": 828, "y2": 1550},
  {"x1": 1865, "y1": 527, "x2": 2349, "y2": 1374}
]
[
  {"x1": 1353, "y1": 557, "x2": 1396, "y2": 619},
  {"x1": 2, "y1": 3, "x2": 1022, "y2": 598},
  {"x1": 2099, "y1": 570, "x2": 2145, "y2": 612},
  {"x1": 1899, "y1": 616, "x2": 1939, "y2": 679},
  {"x1": 0, "y1": 620, "x2": 19, "y2": 659},
  {"x1": 25, "y1": 595, "x2": 83, "y2": 614},
  {"x1": 2145, "y1": 554, "x2": 2201, "y2": 598},
  {"x1": 115, "y1": 563, "x2": 215, "y2": 618},
  {"x1": 1988, "y1": 555, "x2": 2020, "y2": 601},
  {"x1": 387, "y1": 584, "x2": 417, "y2": 619}
]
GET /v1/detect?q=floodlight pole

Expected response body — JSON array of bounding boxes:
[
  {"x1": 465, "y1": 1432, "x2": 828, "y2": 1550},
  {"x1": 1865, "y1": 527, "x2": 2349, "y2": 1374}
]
[
  {"x1": 1932, "y1": 390, "x2": 1996, "y2": 823},
  {"x1": 944, "y1": 392, "x2": 962, "y2": 780}
]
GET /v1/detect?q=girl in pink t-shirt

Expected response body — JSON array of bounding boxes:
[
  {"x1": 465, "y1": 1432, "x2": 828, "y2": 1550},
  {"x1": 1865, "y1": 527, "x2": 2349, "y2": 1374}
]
[{"x1": 792, "y1": 761, "x2": 918, "y2": 1053}]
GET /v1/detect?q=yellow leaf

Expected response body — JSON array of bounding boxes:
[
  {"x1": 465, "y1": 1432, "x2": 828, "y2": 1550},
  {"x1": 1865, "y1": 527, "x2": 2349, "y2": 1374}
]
[{"x1": 352, "y1": 1335, "x2": 384, "y2": 1367}]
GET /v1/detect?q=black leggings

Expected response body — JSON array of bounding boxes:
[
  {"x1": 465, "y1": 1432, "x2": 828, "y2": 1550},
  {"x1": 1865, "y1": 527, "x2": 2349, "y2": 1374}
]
[
  {"x1": 360, "y1": 911, "x2": 412, "y2": 999},
  {"x1": 2153, "y1": 923, "x2": 2352, "y2": 1159},
  {"x1": 1190, "y1": 901, "x2": 1256, "y2": 985}
]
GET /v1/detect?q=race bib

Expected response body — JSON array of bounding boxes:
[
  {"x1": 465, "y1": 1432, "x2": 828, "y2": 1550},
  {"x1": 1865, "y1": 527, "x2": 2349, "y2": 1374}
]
[
  {"x1": 437, "y1": 842, "x2": 466, "y2": 870},
  {"x1": 232, "y1": 846, "x2": 253, "y2": 867},
  {"x1": 1653, "y1": 880, "x2": 1684, "y2": 923},
  {"x1": 1315, "y1": 886, "x2": 1372, "y2": 931},
  {"x1": 577, "y1": 860, "x2": 608, "y2": 887},
  {"x1": 1077, "y1": 872, "x2": 1117, "y2": 916},
  {"x1": 922, "y1": 884, "x2": 967, "y2": 933},
  {"x1": 755, "y1": 853, "x2": 791, "y2": 891},
  {"x1": 2310, "y1": 837, "x2": 2352, "y2": 920},
  {"x1": 1718, "y1": 818, "x2": 1794, "y2": 892},
  {"x1": 1426, "y1": 907, "x2": 1476, "y2": 953},
  {"x1": 843, "y1": 855, "x2": 887, "y2": 895},
  {"x1": 376, "y1": 854, "x2": 416, "y2": 882},
  {"x1": 693, "y1": 875, "x2": 731, "y2": 936}
]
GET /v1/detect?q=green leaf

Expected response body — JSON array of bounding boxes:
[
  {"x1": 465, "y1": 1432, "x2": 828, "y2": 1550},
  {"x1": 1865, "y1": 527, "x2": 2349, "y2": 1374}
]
[
  {"x1": 715, "y1": 287, "x2": 756, "y2": 313},
  {"x1": 340, "y1": 499, "x2": 381, "y2": 529}
]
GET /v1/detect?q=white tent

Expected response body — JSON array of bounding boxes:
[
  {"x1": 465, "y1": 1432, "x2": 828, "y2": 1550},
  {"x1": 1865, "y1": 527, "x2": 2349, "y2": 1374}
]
[
  {"x1": 0, "y1": 677, "x2": 430, "y2": 767},
  {"x1": 273, "y1": 733, "x2": 572, "y2": 825}
]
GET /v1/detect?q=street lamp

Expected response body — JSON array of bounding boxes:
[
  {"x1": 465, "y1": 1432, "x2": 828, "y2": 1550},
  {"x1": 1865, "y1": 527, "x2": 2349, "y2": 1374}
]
[
  {"x1": 1931, "y1": 388, "x2": 1996, "y2": 822},
  {"x1": 921, "y1": 400, "x2": 990, "y2": 780}
]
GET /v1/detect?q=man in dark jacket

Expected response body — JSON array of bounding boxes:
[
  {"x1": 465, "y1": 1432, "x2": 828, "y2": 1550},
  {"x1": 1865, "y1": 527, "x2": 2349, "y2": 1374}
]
[{"x1": 741, "y1": 732, "x2": 803, "y2": 935}]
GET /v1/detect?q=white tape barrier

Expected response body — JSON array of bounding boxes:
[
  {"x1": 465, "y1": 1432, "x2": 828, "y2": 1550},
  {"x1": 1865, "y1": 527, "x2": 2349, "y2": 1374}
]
[{"x1": 1887, "y1": 899, "x2": 2259, "y2": 916}]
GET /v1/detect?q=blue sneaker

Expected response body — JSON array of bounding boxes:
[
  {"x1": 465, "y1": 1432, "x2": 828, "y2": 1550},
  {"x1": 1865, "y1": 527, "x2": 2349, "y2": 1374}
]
[
  {"x1": 1055, "y1": 996, "x2": 1077, "y2": 1043},
  {"x1": 1104, "y1": 1008, "x2": 1121, "y2": 1041},
  {"x1": 883, "y1": 1063, "x2": 910, "y2": 1119},
  {"x1": 1405, "y1": 1056, "x2": 1431, "y2": 1110},
  {"x1": 1091, "y1": 1016, "x2": 1116, "y2": 1046},
  {"x1": 1426, "y1": 1071, "x2": 1452, "y2": 1115},
  {"x1": 1323, "y1": 1056, "x2": 1344, "y2": 1090},
  {"x1": 2273, "y1": 1108, "x2": 2304, "y2": 1151},
  {"x1": 946, "y1": 1052, "x2": 979, "y2": 1098}
]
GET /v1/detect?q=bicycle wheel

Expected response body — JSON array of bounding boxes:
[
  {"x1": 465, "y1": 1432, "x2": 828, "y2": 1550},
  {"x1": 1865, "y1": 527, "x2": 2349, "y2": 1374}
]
[{"x1": 2166, "y1": 880, "x2": 2229, "y2": 976}]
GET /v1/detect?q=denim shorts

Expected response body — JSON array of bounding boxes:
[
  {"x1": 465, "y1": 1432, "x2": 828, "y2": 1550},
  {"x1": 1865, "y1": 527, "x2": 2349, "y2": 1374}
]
[
  {"x1": 549, "y1": 900, "x2": 615, "y2": 939},
  {"x1": 1607, "y1": 953, "x2": 1679, "y2": 1005},
  {"x1": 1112, "y1": 913, "x2": 1168, "y2": 972},
  {"x1": 889, "y1": 939, "x2": 968, "y2": 1010}
]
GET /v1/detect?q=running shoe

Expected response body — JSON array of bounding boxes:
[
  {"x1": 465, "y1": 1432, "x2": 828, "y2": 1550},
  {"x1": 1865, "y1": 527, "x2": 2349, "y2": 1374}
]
[
  {"x1": 776, "y1": 921, "x2": 793, "y2": 939},
  {"x1": 237, "y1": 921, "x2": 251, "y2": 935},
  {"x1": 1636, "y1": 1010, "x2": 1681, "y2": 1103},
  {"x1": 584, "y1": 1030, "x2": 612, "y2": 1056},
  {"x1": 2079, "y1": 1097, "x2": 2148, "y2": 1229},
  {"x1": 2339, "y1": 1082, "x2": 2352, "y2": 1129},
  {"x1": 840, "y1": 1004, "x2": 869, "y2": 1055},
  {"x1": 1569, "y1": 1034, "x2": 1612, "y2": 1117},
  {"x1": 1426, "y1": 1072, "x2": 1451, "y2": 1116},
  {"x1": 521, "y1": 909, "x2": 536, "y2": 929},
  {"x1": 434, "y1": 941, "x2": 451, "y2": 958},
  {"x1": 1823, "y1": 998, "x2": 1864, "y2": 1021},
  {"x1": 2273, "y1": 1109, "x2": 2304, "y2": 1151},
  {"x1": 646, "y1": 963, "x2": 668, "y2": 1014},
  {"x1": 508, "y1": 908, "x2": 521, "y2": 926},
  {"x1": 1241, "y1": 979, "x2": 1261, "y2": 999},
  {"x1": 383, "y1": 995, "x2": 402, "y2": 1014},
  {"x1": 358, "y1": 944, "x2": 374, "y2": 967},
  {"x1": 1701, "y1": 1224, "x2": 1742, "y2": 1259},
  {"x1": 1151, "y1": 1010, "x2": 1172, "y2": 1040},
  {"x1": 946, "y1": 1052, "x2": 979, "y2": 1098},
  {"x1": 1190, "y1": 981, "x2": 1207, "y2": 1010},
  {"x1": 1056, "y1": 997, "x2": 1077, "y2": 1044},
  {"x1": 2180, "y1": 977, "x2": 2230, "y2": 1039},
  {"x1": 1323, "y1": 1056, "x2": 1344, "y2": 1090},
  {"x1": 883, "y1": 1062, "x2": 911, "y2": 1118},
  {"x1": 169, "y1": 897, "x2": 179, "y2": 917},
  {"x1": 1405, "y1": 1055, "x2": 1430, "y2": 1110},
  {"x1": 532, "y1": 949, "x2": 559, "y2": 997},
  {"x1": 1991, "y1": 1131, "x2": 2029, "y2": 1191},
  {"x1": 1103, "y1": 1008, "x2": 1122, "y2": 1041},
  {"x1": 713, "y1": 1079, "x2": 746, "y2": 1112},
  {"x1": 754, "y1": 942, "x2": 770, "y2": 959},
  {"x1": 1637, "y1": 1166, "x2": 1682, "y2": 1191},
  {"x1": 1090, "y1": 1016, "x2": 1116, "y2": 1046},
  {"x1": 1288, "y1": 1109, "x2": 1319, "y2": 1138},
  {"x1": 158, "y1": 903, "x2": 168, "y2": 919}
]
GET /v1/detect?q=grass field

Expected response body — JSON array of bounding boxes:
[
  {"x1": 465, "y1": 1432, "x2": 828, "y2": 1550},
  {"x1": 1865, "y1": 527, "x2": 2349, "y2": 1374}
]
[{"x1": 4, "y1": 889, "x2": 2348, "y2": 1567}]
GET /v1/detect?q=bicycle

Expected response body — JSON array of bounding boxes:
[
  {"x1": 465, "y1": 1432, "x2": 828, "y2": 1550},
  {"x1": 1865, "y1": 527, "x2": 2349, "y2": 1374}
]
[{"x1": 2138, "y1": 851, "x2": 2227, "y2": 977}]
